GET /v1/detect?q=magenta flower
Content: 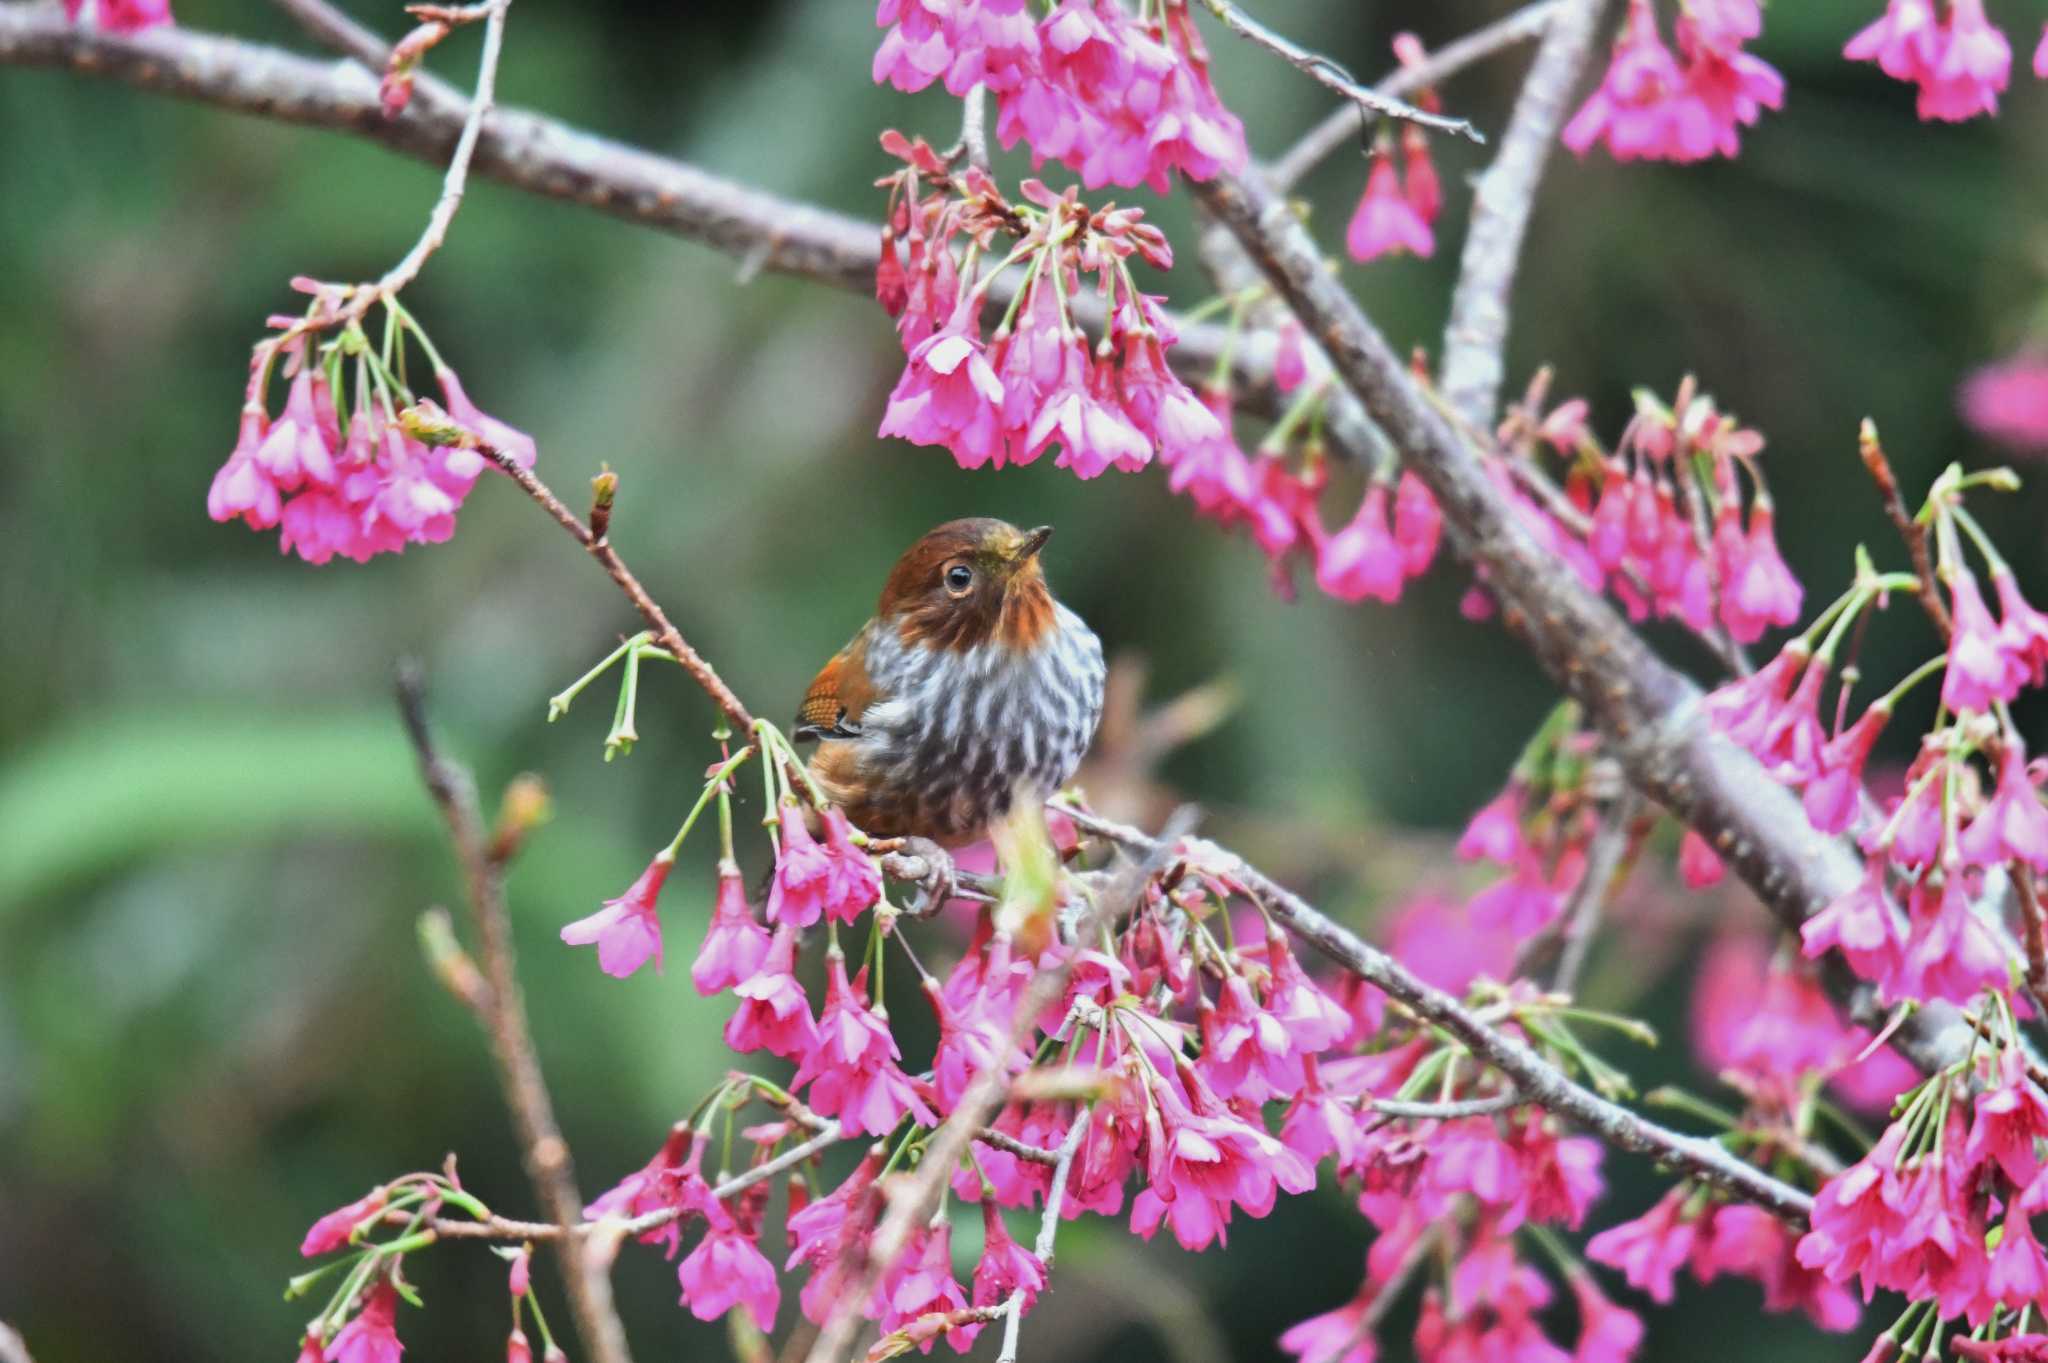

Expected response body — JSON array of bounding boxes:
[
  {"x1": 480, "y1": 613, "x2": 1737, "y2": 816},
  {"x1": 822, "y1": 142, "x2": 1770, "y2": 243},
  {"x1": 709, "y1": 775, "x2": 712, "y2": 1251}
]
[
  {"x1": 300, "y1": 1187, "x2": 386, "y2": 1257},
  {"x1": 1800, "y1": 858, "x2": 1903, "y2": 987},
  {"x1": 1960, "y1": 351, "x2": 2048, "y2": 450},
  {"x1": 1802, "y1": 702, "x2": 1890, "y2": 835},
  {"x1": 1957, "y1": 744, "x2": 2048, "y2": 871},
  {"x1": 1993, "y1": 569, "x2": 2048, "y2": 680},
  {"x1": 1967, "y1": 1050, "x2": 2048, "y2": 1187},
  {"x1": 1563, "y1": 0, "x2": 1713, "y2": 162},
  {"x1": 1916, "y1": 0, "x2": 2010, "y2": 121},
  {"x1": 1344, "y1": 148, "x2": 1433, "y2": 262},
  {"x1": 1586, "y1": 1187, "x2": 1701, "y2": 1302},
  {"x1": 873, "y1": 0, "x2": 1040, "y2": 96},
  {"x1": 1391, "y1": 470, "x2": 1442, "y2": 577},
  {"x1": 1988, "y1": 1208, "x2": 2048, "y2": 1308},
  {"x1": 560, "y1": 850, "x2": 672, "y2": 978},
  {"x1": 1704, "y1": 643, "x2": 1806, "y2": 752},
  {"x1": 929, "y1": 974, "x2": 1027, "y2": 1111},
  {"x1": 1846, "y1": 0, "x2": 1943, "y2": 81},
  {"x1": 253, "y1": 370, "x2": 340, "y2": 491},
  {"x1": 1025, "y1": 348, "x2": 1152, "y2": 478},
  {"x1": 1315, "y1": 485, "x2": 1405, "y2": 604},
  {"x1": 791, "y1": 955, "x2": 935, "y2": 1137},
  {"x1": 971, "y1": 1200, "x2": 1046, "y2": 1310},
  {"x1": 1946, "y1": 568, "x2": 2030, "y2": 712},
  {"x1": 1457, "y1": 782, "x2": 1528, "y2": 865},
  {"x1": 208, "y1": 408, "x2": 284, "y2": 530},
  {"x1": 724, "y1": 925, "x2": 819, "y2": 1059},
  {"x1": 1198, "y1": 973, "x2": 1299, "y2": 1103},
  {"x1": 328, "y1": 1284, "x2": 404, "y2": 1363},
  {"x1": 437, "y1": 368, "x2": 538, "y2": 471},
  {"x1": 690, "y1": 859, "x2": 772, "y2": 996},
  {"x1": 1896, "y1": 876, "x2": 2008, "y2": 1005},
  {"x1": 585, "y1": 1124, "x2": 715, "y2": 1258},
  {"x1": 1716, "y1": 501, "x2": 1803, "y2": 644},
  {"x1": 1570, "y1": 1273, "x2": 1644, "y2": 1363},
  {"x1": 877, "y1": 1222, "x2": 975, "y2": 1352},
  {"x1": 1280, "y1": 1072, "x2": 1363, "y2": 1171},
  {"x1": 678, "y1": 1211, "x2": 780, "y2": 1331},
  {"x1": 1678, "y1": 829, "x2": 1725, "y2": 888},
  {"x1": 1263, "y1": 934, "x2": 1352, "y2": 1056},
  {"x1": 879, "y1": 303, "x2": 1007, "y2": 469},
  {"x1": 1468, "y1": 857, "x2": 1564, "y2": 940},
  {"x1": 819, "y1": 807, "x2": 883, "y2": 925},
  {"x1": 766, "y1": 807, "x2": 834, "y2": 928},
  {"x1": 1278, "y1": 1288, "x2": 1376, "y2": 1363}
]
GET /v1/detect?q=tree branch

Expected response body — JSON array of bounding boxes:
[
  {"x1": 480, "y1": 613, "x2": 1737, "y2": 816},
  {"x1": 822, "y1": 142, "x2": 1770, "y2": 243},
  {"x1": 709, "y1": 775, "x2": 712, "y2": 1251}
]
[
  {"x1": 1439, "y1": 0, "x2": 1610, "y2": 429},
  {"x1": 993, "y1": 1107, "x2": 1090, "y2": 1363},
  {"x1": 1184, "y1": 163, "x2": 1975, "y2": 1080},
  {"x1": 393, "y1": 667, "x2": 634, "y2": 1363},
  {"x1": 1266, "y1": 0, "x2": 1563, "y2": 191}
]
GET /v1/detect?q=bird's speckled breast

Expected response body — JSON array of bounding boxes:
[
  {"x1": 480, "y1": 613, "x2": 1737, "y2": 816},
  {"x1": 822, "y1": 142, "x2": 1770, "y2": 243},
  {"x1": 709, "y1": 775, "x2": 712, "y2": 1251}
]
[{"x1": 831, "y1": 604, "x2": 1105, "y2": 843}]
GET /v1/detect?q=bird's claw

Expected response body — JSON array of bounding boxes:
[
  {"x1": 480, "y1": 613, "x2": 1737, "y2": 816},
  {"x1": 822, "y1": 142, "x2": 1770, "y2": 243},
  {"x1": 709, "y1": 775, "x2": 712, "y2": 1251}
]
[{"x1": 880, "y1": 836, "x2": 957, "y2": 917}]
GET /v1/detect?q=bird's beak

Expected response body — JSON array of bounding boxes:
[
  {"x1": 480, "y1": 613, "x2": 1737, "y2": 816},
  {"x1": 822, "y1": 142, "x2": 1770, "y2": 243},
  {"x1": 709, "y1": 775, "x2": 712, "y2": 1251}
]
[{"x1": 1019, "y1": 525, "x2": 1054, "y2": 561}]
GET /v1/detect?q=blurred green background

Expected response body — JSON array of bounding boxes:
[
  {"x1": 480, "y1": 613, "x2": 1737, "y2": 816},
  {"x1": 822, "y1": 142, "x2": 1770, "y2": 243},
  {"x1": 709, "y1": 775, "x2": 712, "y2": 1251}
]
[{"x1": 4, "y1": 0, "x2": 2047, "y2": 1359}]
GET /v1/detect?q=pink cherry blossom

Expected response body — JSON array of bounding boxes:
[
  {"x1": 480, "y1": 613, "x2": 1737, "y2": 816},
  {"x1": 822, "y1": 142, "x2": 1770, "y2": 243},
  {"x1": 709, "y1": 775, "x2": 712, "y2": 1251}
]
[
  {"x1": 691, "y1": 859, "x2": 772, "y2": 996},
  {"x1": 677, "y1": 1212, "x2": 781, "y2": 1331},
  {"x1": 971, "y1": 1200, "x2": 1047, "y2": 1310},
  {"x1": 1279, "y1": 1285, "x2": 1377, "y2": 1363},
  {"x1": 791, "y1": 955, "x2": 935, "y2": 1137},
  {"x1": 880, "y1": 1222, "x2": 974, "y2": 1351},
  {"x1": 1799, "y1": 858, "x2": 1903, "y2": 987},
  {"x1": 1945, "y1": 568, "x2": 2030, "y2": 711},
  {"x1": 766, "y1": 808, "x2": 835, "y2": 928},
  {"x1": 1957, "y1": 744, "x2": 2048, "y2": 871},
  {"x1": 328, "y1": 1284, "x2": 404, "y2": 1363},
  {"x1": 585, "y1": 1125, "x2": 715, "y2": 1258},
  {"x1": 1345, "y1": 148, "x2": 1434, "y2": 262},
  {"x1": 560, "y1": 850, "x2": 673, "y2": 978},
  {"x1": 1846, "y1": 0, "x2": 1943, "y2": 82},
  {"x1": 724, "y1": 925, "x2": 819, "y2": 1059},
  {"x1": 1916, "y1": 0, "x2": 2010, "y2": 121},
  {"x1": 300, "y1": 1188, "x2": 386, "y2": 1257},
  {"x1": 1586, "y1": 1187, "x2": 1701, "y2": 1302},
  {"x1": 1570, "y1": 1272, "x2": 1645, "y2": 1363},
  {"x1": 879, "y1": 302, "x2": 1007, "y2": 469},
  {"x1": 1315, "y1": 485, "x2": 1406, "y2": 604}
]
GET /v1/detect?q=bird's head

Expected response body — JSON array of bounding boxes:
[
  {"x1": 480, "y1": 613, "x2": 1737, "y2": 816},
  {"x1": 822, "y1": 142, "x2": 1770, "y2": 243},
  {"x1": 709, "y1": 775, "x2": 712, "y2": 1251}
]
[{"x1": 877, "y1": 518, "x2": 1060, "y2": 654}]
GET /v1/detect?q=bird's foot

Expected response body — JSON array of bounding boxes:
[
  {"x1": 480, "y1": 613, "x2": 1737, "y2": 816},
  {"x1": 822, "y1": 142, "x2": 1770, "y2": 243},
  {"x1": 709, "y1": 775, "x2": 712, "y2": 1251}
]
[{"x1": 878, "y1": 835, "x2": 958, "y2": 917}]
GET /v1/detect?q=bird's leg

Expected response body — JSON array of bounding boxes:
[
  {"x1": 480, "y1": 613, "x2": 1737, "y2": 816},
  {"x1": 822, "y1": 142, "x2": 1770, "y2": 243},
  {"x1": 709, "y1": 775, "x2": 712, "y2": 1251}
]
[{"x1": 878, "y1": 835, "x2": 961, "y2": 917}]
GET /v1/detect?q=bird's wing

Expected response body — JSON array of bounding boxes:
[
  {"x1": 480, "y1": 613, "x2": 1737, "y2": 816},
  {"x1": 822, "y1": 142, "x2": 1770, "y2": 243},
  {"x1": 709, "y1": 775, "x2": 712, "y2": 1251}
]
[{"x1": 794, "y1": 633, "x2": 876, "y2": 742}]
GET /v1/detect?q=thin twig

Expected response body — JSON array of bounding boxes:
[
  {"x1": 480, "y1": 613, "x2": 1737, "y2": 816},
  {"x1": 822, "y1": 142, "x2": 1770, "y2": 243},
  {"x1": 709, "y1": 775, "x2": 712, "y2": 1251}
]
[
  {"x1": 475, "y1": 447, "x2": 757, "y2": 734},
  {"x1": 1268, "y1": 1, "x2": 1564, "y2": 190},
  {"x1": 1439, "y1": 0, "x2": 1611, "y2": 428},
  {"x1": 951, "y1": 82, "x2": 990, "y2": 172},
  {"x1": 1065, "y1": 808, "x2": 1816, "y2": 1225},
  {"x1": 393, "y1": 667, "x2": 633, "y2": 1363},
  {"x1": 993, "y1": 1107, "x2": 1091, "y2": 1363},
  {"x1": 1550, "y1": 784, "x2": 1644, "y2": 994},
  {"x1": 1369, "y1": 1092, "x2": 1523, "y2": 1120},
  {"x1": 974, "y1": 1127, "x2": 1062, "y2": 1166},
  {"x1": 1859, "y1": 421, "x2": 1951, "y2": 638},
  {"x1": 1199, "y1": 0, "x2": 1483, "y2": 142}
]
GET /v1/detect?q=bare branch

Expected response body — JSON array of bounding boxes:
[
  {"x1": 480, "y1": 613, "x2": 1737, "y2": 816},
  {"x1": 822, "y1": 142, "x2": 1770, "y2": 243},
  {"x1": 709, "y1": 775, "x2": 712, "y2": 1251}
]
[
  {"x1": 1268, "y1": 0, "x2": 1564, "y2": 190},
  {"x1": 1067, "y1": 809, "x2": 1815, "y2": 1225},
  {"x1": 993, "y1": 1107, "x2": 1091, "y2": 1363},
  {"x1": 1183, "y1": 163, "x2": 1975, "y2": 1081},
  {"x1": 1370, "y1": 1091, "x2": 1524, "y2": 1120},
  {"x1": 1198, "y1": 0, "x2": 1483, "y2": 143},
  {"x1": 267, "y1": 0, "x2": 393, "y2": 70},
  {"x1": 1859, "y1": 420, "x2": 1952, "y2": 638},
  {"x1": 1550, "y1": 782, "x2": 1644, "y2": 993},
  {"x1": 393, "y1": 666, "x2": 634, "y2": 1363},
  {"x1": 1439, "y1": 0, "x2": 1611, "y2": 428}
]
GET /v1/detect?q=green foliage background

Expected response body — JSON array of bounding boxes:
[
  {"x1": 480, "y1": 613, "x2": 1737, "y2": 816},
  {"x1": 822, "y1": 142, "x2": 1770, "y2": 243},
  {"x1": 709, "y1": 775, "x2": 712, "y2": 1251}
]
[{"x1": 4, "y1": 0, "x2": 2047, "y2": 1358}]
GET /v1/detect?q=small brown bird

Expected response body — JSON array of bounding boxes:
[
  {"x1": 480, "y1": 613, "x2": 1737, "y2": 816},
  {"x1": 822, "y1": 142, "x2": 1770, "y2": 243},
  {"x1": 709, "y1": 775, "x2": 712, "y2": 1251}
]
[{"x1": 795, "y1": 518, "x2": 1106, "y2": 846}]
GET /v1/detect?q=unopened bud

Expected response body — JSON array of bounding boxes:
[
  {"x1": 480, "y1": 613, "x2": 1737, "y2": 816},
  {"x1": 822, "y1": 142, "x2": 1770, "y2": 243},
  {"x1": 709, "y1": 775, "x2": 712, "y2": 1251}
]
[
  {"x1": 590, "y1": 468, "x2": 618, "y2": 540},
  {"x1": 490, "y1": 773, "x2": 552, "y2": 863},
  {"x1": 400, "y1": 399, "x2": 465, "y2": 447},
  {"x1": 418, "y1": 908, "x2": 490, "y2": 1011}
]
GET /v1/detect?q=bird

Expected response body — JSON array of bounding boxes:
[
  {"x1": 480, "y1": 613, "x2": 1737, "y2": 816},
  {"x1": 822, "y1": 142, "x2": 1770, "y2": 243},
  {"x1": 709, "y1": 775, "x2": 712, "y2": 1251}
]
[{"x1": 793, "y1": 517, "x2": 1106, "y2": 848}]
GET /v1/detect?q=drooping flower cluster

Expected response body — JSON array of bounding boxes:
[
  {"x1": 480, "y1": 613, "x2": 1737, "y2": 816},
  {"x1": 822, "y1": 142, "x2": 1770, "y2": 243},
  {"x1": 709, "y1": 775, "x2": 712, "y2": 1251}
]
[
  {"x1": 873, "y1": 0, "x2": 1247, "y2": 193},
  {"x1": 1705, "y1": 446, "x2": 2048, "y2": 1011},
  {"x1": 1345, "y1": 36, "x2": 1443, "y2": 264},
  {"x1": 207, "y1": 283, "x2": 537, "y2": 565},
  {"x1": 1845, "y1": 0, "x2": 2021, "y2": 121},
  {"x1": 1795, "y1": 1039, "x2": 2048, "y2": 1349},
  {"x1": 1564, "y1": 0, "x2": 1784, "y2": 162},
  {"x1": 1483, "y1": 373, "x2": 1802, "y2": 649},
  {"x1": 875, "y1": 135, "x2": 1217, "y2": 480}
]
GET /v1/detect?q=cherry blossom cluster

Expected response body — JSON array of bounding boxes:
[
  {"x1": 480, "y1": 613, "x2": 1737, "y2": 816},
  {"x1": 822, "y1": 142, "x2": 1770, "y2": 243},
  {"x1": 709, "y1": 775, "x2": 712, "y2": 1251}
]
[
  {"x1": 1706, "y1": 447, "x2": 2048, "y2": 1009},
  {"x1": 1797, "y1": 1029, "x2": 2048, "y2": 1358},
  {"x1": 1478, "y1": 373, "x2": 1802, "y2": 649},
  {"x1": 206, "y1": 282, "x2": 537, "y2": 565},
  {"x1": 1847, "y1": 0, "x2": 2041, "y2": 122},
  {"x1": 875, "y1": 133, "x2": 1218, "y2": 481},
  {"x1": 1962, "y1": 349, "x2": 2048, "y2": 453},
  {"x1": 872, "y1": 0, "x2": 1247, "y2": 193},
  {"x1": 1344, "y1": 35, "x2": 1443, "y2": 265},
  {"x1": 1564, "y1": 0, "x2": 1784, "y2": 163}
]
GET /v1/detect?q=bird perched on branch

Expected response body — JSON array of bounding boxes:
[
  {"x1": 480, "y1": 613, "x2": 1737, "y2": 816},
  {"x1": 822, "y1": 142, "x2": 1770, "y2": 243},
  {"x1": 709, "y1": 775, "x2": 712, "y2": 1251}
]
[{"x1": 794, "y1": 518, "x2": 1106, "y2": 849}]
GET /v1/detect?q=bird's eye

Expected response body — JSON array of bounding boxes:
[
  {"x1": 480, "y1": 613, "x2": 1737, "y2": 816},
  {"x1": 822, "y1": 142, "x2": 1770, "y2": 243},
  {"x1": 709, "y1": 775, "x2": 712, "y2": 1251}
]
[{"x1": 944, "y1": 564, "x2": 974, "y2": 596}]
